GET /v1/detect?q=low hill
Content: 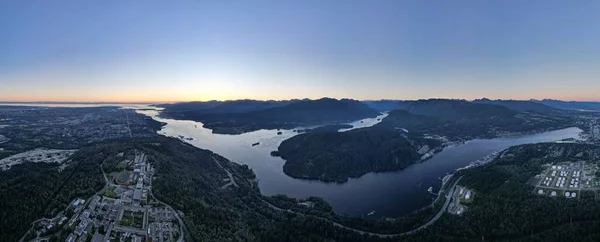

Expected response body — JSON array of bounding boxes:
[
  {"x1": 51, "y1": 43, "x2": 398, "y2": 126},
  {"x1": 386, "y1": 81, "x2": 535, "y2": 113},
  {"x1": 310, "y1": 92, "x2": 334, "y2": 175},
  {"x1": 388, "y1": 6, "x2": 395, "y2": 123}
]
[
  {"x1": 472, "y1": 98, "x2": 559, "y2": 113},
  {"x1": 274, "y1": 127, "x2": 441, "y2": 182},
  {"x1": 162, "y1": 98, "x2": 381, "y2": 134}
]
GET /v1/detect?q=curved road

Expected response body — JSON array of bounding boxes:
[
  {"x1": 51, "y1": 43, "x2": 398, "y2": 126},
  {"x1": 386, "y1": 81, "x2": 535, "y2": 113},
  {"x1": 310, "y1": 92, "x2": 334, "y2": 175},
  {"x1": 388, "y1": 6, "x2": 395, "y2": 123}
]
[
  {"x1": 148, "y1": 188, "x2": 187, "y2": 242},
  {"x1": 19, "y1": 162, "x2": 113, "y2": 242},
  {"x1": 211, "y1": 156, "x2": 239, "y2": 189},
  {"x1": 208, "y1": 149, "x2": 465, "y2": 239},
  {"x1": 263, "y1": 176, "x2": 463, "y2": 238},
  {"x1": 22, "y1": 152, "x2": 461, "y2": 241}
]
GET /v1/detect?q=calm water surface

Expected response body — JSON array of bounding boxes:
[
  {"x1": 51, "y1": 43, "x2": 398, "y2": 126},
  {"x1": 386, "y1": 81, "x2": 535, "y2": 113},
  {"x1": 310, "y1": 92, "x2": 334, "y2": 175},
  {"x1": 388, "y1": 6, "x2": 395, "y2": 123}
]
[
  {"x1": 137, "y1": 109, "x2": 582, "y2": 218},
  {"x1": 1, "y1": 103, "x2": 581, "y2": 218}
]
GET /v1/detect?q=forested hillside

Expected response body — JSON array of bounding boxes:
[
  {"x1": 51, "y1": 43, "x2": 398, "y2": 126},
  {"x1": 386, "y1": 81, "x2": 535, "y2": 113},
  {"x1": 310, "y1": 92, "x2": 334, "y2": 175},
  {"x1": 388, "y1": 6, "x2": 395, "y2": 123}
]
[
  {"x1": 377, "y1": 99, "x2": 573, "y2": 140},
  {"x1": 273, "y1": 99, "x2": 575, "y2": 183},
  {"x1": 159, "y1": 98, "x2": 380, "y2": 134},
  {"x1": 8, "y1": 136, "x2": 600, "y2": 242},
  {"x1": 275, "y1": 127, "x2": 440, "y2": 182},
  {"x1": 533, "y1": 99, "x2": 600, "y2": 111},
  {"x1": 0, "y1": 146, "x2": 106, "y2": 241},
  {"x1": 473, "y1": 98, "x2": 560, "y2": 113},
  {"x1": 158, "y1": 99, "x2": 294, "y2": 115},
  {"x1": 416, "y1": 143, "x2": 600, "y2": 241}
]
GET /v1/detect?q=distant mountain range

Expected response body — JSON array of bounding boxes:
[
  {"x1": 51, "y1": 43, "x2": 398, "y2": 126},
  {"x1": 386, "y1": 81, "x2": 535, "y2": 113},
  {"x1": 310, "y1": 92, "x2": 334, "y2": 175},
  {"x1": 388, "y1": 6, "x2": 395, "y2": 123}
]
[
  {"x1": 398, "y1": 99, "x2": 517, "y2": 119},
  {"x1": 362, "y1": 100, "x2": 407, "y2": 112},
  {"x1": 157, "y1": 99, "x2": 295, "y2": 114},
  {"x1": 531, "y1": 99, "x2": 600, "y2": 111},
  {"x1": 472, "y1": 98, "x2": 561, "y2": 113},
  {"x1": 159, "y1": 97, "x2": 593, "y2": 135},
  {"x1": 375, "y1": 99, "x2": 572, "y2": 140},
  {"x1": 364, "y1": 98, "x2": 600, "y2": 113},
  {"x1": 160, "y1": 98, "x2": 380, "y2": 134},
  {"x1": 275, "y1": 98, "x2": 575, "y2": 182}
]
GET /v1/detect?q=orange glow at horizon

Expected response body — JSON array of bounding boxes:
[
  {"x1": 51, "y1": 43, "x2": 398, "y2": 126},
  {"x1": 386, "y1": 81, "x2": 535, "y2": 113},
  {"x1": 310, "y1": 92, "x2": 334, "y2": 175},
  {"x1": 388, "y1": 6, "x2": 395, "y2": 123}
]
[{"x1": 2, "y1": 92, "x2": 599, "y2": 103}]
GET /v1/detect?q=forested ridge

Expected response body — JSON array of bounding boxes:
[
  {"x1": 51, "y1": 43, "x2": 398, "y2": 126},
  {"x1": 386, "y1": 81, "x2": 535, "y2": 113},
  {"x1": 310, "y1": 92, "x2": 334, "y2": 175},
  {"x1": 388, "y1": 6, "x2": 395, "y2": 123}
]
[
  {"x1": 6, "y1": 138, "x2": 600, "y2": 241},
  {"x1": 0, "y1": 137, "x2": 463, "y2": 242},
  {"x1": 275, "y1": 127, "x2": 441, "y2": 182},
  {"x1": 0, "y1": 145, "x2": 106, "y2": 241},
  {"x1": 377, "y1": 99, "x2": 573, "y2": 140},
  {"x1": 275, "y1": 99, "x2": 575, "y2": 183},
  {"x1": 414, "y1": 143, "x2": 600, "y2": 241},
  {"x1": 159, "y1": 98, "x2": 380, "y2": 134},
  {"x1": 472, "y1": 98, "x2": 562, "y2": 113}
]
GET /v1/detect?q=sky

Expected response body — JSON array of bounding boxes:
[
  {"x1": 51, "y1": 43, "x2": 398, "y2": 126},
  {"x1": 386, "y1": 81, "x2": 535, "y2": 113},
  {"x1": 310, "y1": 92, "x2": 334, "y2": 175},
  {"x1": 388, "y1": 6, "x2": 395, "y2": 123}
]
[{"x1": 1, "y1": 0, "x2": 600, "y2": 103}]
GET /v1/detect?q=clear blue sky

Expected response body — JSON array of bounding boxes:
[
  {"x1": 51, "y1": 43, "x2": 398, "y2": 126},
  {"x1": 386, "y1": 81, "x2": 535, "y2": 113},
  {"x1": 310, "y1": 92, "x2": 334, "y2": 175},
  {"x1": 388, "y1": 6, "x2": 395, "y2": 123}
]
[{"x1": 1, "y1": 0, "x2": 599, "y2": 102}]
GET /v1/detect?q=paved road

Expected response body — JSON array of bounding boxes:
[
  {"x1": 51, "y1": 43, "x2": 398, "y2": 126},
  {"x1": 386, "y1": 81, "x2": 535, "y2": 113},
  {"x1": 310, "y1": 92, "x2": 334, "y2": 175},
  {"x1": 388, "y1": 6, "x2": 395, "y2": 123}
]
[
  {"x1": 405, "y1": 176, "x2": 463, "y2": 235},
  {"x1": 262, "y1": 176, "x2": 463, "y2": 238},
  {"x1": 124, "y1": 109, "x2": 133, "y2": 138},
  {"x1": 18, "y1": 215, "x2": 61, "y2": 242},
  {"x1": 112, "y1": 224, "x2": 146, "y2": 234},
  {"x1": 212, "y1": 156, "x2": 239, "y2": 188},
  {"x1": 148, "y1": 181, "x2": 187, "y2": 242},
  {"x1": 19, "y1": 162, "x2": 111, "y2": 242}
]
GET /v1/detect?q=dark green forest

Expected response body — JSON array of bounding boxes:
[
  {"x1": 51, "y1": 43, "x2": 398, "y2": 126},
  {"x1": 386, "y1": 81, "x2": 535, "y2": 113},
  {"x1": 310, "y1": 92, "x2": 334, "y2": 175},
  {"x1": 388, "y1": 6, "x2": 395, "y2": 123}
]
[
  {"x1": 6, "y1": 137, "x2": 600, "y2": 242},
  {"x1": 0, "y1": 146, "x2": 106, "y2": 241},
  {"x1": 275, "y1": 127, "x2": 440, "y2": 182},
  {"x1": 273, "y1": 99, "x2": 575, "y2": 183},
  {"x1": 410, "y1": 143, "x2": 600, "y2": 241},
  {"x1": 160, "y1": 98, "x2": 380, "y2": 134},
  {"x1": 377, "y1": 99, "x2": 574, "y2": 140}
]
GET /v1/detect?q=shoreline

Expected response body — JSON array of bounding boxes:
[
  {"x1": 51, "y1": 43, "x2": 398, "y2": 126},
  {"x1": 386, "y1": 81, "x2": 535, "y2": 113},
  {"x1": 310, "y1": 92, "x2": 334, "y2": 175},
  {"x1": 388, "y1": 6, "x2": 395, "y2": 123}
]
[{"x1": 140, "y1": 108, "x2": 582, "y2": 218}]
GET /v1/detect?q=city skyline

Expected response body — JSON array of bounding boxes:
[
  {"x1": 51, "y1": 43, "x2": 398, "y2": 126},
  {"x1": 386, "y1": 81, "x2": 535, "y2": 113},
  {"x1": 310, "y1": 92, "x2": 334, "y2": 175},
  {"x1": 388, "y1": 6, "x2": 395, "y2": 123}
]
[{"x1": 2, "y1": 1, "x2": 600, "y2": 102}]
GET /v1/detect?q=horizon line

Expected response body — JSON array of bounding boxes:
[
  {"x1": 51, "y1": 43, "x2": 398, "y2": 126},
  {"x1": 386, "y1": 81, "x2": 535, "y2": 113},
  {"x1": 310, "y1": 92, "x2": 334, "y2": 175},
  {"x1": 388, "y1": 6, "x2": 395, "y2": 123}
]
[{"x1": 1, "y1": 97, "x2": 600, "y2": 104}]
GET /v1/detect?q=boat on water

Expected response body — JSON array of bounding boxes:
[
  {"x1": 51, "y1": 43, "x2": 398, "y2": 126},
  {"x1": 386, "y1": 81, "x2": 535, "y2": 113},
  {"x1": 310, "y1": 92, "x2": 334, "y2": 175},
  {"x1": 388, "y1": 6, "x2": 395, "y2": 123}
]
[{"x1": 252, "y1": 142, "x2": 260, "y2": 147}]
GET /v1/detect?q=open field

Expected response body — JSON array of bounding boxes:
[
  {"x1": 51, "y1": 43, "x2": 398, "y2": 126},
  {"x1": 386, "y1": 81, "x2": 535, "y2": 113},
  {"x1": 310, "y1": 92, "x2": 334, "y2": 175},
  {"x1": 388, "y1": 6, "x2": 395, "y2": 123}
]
[{"x1": 115, "y1": 171, "x2": 132, "y2": 185}]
